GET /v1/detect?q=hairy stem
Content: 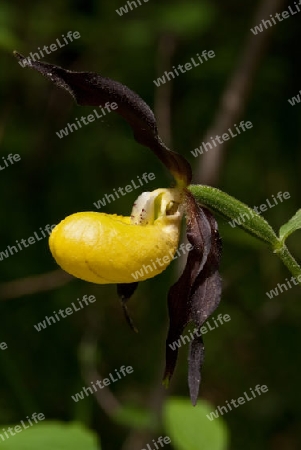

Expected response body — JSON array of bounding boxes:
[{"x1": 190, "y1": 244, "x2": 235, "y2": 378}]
[{"x1": 188, "y1": 184, "x2": 301, "y2": 284}]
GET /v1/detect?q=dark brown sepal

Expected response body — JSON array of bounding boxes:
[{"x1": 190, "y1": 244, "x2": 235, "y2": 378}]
[
  {"x1": 13, "y1": 51, "x2": 192, "y2": 186},
  {"x1": 164, "y1": 192, "x2": 222, "y2": 404}
]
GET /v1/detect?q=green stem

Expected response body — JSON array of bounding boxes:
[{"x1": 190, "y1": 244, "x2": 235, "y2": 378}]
[
  {"x1": 188, "y1": 184, "x2": 301, "y2": 284},
  {"x1": 275, "y1": 245, "x2": 301, "y2": 281}
]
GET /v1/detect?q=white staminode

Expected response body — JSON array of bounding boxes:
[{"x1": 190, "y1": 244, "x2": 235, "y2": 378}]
[{"x1": 130, "y1": 188, "x2": 183, "y2": 226}]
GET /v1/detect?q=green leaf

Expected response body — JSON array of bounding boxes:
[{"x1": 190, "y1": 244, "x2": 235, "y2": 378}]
[
  {"x1": 279, "y1": 209, "x2": 301, "y2": 244},
  {"x1": 0, "y1": 422, "x2": 100, "y2": 449},
  {"x1": 163, "y1": 397, "x2": 229, "y2": 450}
]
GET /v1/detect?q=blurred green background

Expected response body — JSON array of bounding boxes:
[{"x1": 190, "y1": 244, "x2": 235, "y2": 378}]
[{"x1": 0, "y1": 0, "x2": 301, "y2": 448}]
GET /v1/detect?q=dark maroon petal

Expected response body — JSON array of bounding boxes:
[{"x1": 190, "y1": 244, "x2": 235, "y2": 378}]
[
  {"x1": 164, "y1": 192, "x2": 222, "y2": 405},
  {"x1": 188, "y1": 270, "x2": 222, "y2": 405},
  {"x1": 188, "y1": 335, "x2": 205, "y2": 406},
  {"x1": 163, "y1": 194, "x2": 212, "y2": 385},
  {"x1": 13, "y1": 51, "x2": 191, "y2": 185},
  {"x1": 189, "y1": 209, "x2": 222, "y2": 326}
]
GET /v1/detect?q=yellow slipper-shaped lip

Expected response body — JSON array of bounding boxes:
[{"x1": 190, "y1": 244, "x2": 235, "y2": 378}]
[{"x1": 49, "y1": 188, "x2": 183, "y2": 284}]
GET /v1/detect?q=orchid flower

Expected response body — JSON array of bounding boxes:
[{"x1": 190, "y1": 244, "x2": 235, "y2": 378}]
[{"x1": 14, "y1": 51, "x2": 222, "y2": 405}]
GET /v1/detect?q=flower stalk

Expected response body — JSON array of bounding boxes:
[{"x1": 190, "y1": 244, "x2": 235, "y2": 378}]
[{"x1": 188, "y1": 184, "x2": 301, "y2": 284}]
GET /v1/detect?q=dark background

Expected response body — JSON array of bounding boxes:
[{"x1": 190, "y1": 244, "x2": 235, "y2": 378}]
[{"x1": 0, "y1": 0, "x2": 301, "y2": 448}]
